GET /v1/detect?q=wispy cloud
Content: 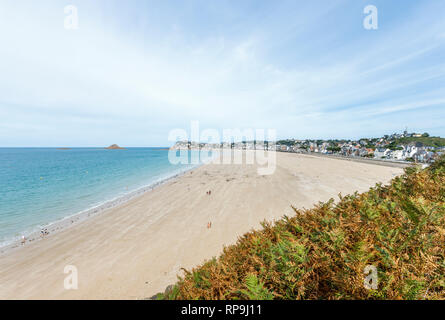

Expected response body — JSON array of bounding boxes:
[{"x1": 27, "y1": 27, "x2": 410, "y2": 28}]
[{"x1": 0, "y1": 0, "x2": 444, "y2": 146}]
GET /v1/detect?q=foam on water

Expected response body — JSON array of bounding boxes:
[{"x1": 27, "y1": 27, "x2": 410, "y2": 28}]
[{"x1": 0, "y1": 148, "x2": 204, "y2": 248}]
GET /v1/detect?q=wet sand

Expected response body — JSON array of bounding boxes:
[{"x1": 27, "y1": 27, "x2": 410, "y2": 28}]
[{"x1": 0, "y1": 152, "x2": 403, "y2": 299}]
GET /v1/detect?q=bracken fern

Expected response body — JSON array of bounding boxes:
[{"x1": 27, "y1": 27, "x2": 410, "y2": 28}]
[{"x1": 165, "y1": 156, "x2": 445, "y2": 300}]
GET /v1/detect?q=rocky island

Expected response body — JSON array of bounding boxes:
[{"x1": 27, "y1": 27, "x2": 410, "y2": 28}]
[{"x1": 105, "y1": 144, "x2": 125, "y2": 150}]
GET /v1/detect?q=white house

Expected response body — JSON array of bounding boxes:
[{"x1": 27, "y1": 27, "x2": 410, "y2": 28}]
[{"x1": 374, "y1": 148, "x2": 390, "y2": 159}]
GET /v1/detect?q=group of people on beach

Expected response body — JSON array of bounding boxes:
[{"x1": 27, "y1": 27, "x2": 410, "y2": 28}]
[
  {"x1": 21, "y1": 228, "x2": 50, "y2": 245},
  {"x1": 40, "y1": 228, "x2": 49, "y2": 238}
]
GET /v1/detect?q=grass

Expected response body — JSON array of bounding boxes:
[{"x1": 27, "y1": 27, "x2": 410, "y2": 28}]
[
  {"x1": 161, "y1": 156, "x2": 445, "y2": 300},
  {"x1": 395, "y1": 136, "x2": 445, "y2": 148}
]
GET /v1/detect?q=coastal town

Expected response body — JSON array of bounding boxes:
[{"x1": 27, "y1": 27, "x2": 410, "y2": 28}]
[{"x1": 171, "y1": 130, "x2": 445, "y2": 164}]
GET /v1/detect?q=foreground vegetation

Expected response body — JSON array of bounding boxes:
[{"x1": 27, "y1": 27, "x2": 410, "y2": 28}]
[{"x1": 163, "y1": 157, "x2": 444, "y2": 300}]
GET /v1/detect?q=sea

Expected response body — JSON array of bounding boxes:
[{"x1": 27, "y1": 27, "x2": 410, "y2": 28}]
[{"x1": 0, "y1": 147, "x2": 204, "y2": 247}]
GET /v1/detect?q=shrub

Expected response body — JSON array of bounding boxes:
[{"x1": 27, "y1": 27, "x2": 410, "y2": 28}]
[{"x1": 165, "y1": 157, "x2": 445, "y2": 300}]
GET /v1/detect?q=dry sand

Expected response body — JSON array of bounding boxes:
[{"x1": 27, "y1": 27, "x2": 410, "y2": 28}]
[{"x1": 0, "y1": 152, "x2": 404, "y2": 299}]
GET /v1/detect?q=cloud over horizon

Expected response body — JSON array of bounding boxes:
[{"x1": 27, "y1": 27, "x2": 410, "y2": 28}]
[{"x1": 0, "y1": 0, "x2": 444, "y2": 146}]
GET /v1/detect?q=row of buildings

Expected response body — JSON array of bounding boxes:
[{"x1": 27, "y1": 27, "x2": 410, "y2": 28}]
[
  {"x1": 171, "y1": 132, "x2": 444, "y2": 164},
  {"x1": 273, "y1": 133, "x2": 443, "y2": 164}
]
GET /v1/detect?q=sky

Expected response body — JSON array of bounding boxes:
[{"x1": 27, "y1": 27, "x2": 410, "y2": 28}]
[{"x1": 0, "y1": 0, "x2": 444, "y2": 147}]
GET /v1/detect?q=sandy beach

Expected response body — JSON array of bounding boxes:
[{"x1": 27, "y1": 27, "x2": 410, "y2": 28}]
[{"x1": 0, "y1": 152, "x2": 404, "y2": 299}]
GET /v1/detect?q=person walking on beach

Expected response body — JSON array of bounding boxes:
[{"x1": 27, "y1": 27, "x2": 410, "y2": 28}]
[{"x1": 21, "y1": 235, "x2": 26, "y2": 245}]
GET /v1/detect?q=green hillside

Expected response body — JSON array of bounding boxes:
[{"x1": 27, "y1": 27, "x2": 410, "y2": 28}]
[{"x1": 396, "y1": 136, "x2": 445, "y2": 148}]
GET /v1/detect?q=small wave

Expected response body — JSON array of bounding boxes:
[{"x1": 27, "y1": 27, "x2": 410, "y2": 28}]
[{"x1": 0, "y1": 163, "x2": 201, "y2": 251}]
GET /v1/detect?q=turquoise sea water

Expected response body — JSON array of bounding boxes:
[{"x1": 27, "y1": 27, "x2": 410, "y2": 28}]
[{"x1": 0, "y1": 148, "x2": 200, "y2": 245}]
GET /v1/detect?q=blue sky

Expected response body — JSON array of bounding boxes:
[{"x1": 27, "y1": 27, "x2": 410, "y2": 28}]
[{"x1": 0, "y1": 0, "x2": 444, "y2": 146}]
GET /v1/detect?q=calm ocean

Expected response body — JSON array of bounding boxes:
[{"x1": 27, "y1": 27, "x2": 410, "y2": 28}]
[{"x1": 0, "y1": 148, "x2": 200, "y2": 246}]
